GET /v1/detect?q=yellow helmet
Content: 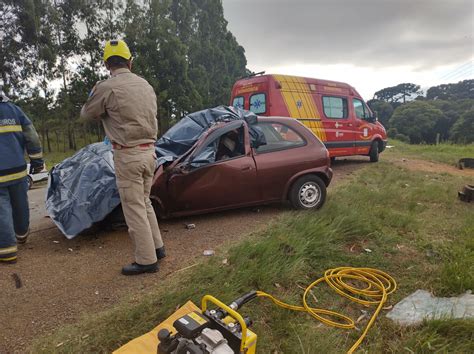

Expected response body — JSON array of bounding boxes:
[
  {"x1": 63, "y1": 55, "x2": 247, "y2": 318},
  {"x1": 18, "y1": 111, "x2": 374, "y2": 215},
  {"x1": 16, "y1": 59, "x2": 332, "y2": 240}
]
[{"x1": 103, "y1": 39, "x2": 132, "y2": 62}]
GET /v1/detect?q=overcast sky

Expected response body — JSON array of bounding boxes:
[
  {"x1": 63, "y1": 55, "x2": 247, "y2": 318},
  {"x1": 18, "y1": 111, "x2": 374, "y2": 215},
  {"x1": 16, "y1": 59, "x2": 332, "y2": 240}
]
[{"x1": 222, "y1": 0, "x2": 473, "y2": 99}]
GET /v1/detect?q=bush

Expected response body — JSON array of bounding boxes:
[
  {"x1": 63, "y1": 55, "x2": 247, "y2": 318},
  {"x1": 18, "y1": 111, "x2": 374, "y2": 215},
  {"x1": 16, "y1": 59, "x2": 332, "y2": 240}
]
[
  {"x1": 387, "y1": 128, "x2": 398, "y2": 138},
  {"x1": 394, "y1": 134, "x2": 410, "y2": 143},
  {"x1": 389, "y1": 101, "x2": 445, "y2": 144},
  {"x1": 450, "y1": 110, "x2": 474, "y2": 143}
]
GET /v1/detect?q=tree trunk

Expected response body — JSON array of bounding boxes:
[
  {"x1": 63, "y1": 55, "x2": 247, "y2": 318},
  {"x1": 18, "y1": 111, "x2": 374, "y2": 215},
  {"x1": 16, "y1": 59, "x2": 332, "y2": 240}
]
[
  {"x1": 54, "y1": 130, "x2": 59, "y2": 152},
  {"x1": 46, "y1": 129, "x2": 51, "y2": 153}
]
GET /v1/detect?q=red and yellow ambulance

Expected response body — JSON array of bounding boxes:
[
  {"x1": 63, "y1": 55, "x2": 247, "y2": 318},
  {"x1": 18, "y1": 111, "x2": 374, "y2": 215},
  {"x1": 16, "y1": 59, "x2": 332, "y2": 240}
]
[{"x1": 230, "y1": 74, "x2": 387, "y2": 161}]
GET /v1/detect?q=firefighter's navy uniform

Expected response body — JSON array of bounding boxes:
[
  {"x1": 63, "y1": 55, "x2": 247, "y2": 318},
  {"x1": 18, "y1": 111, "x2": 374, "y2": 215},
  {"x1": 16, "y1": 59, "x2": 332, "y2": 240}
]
[
  {"x1": 0, "y1": 92, "x2": 43, "y2": 263},
  {"x1": 81, "y1": 63, "x2": 164, "y2": 272}
]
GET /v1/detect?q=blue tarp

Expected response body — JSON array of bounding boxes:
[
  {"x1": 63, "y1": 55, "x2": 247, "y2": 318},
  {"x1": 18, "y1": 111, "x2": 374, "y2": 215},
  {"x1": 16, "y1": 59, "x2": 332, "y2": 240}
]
[{"x1": 46, "y1": 106, "x2": 265, "y2": 238}]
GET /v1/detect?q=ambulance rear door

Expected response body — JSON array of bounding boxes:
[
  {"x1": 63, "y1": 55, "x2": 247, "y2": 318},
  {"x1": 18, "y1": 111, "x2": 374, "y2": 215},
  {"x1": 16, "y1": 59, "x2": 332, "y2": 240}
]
[{"x1": 231, "y1": 80, "x2": 269, "y2": 115}]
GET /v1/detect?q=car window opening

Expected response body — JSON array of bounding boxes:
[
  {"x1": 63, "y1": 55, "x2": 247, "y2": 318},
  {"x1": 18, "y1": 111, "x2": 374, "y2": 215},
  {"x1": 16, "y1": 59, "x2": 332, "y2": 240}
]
[
  {"x1": 191, "y1": 127, "x2": 245, "y2": 167},
  {"x1": 216, "y1": 128, "x2": 245, "y2": 161},
  {"x1": 256, "y1": 122, "x2": 305, "y2": 153}
]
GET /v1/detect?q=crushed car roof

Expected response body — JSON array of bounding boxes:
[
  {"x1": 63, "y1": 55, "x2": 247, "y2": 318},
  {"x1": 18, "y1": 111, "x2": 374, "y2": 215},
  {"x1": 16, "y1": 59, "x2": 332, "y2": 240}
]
[{"x1": 46, "y1": 106, "x2": 265, "y2": 238}]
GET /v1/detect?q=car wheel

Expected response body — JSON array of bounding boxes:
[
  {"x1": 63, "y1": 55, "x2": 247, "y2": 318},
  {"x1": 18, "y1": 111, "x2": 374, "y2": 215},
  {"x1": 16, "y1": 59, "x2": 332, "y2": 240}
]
[
  {"x1": 369, "y1": 141, "x2": 379, "y2": 162},
  {"x1": 26, "y1": 176, "x2": 33, "y2": 190},
  {"x1": 289, "y1": 175, "x2": 326, "y2": 210}
]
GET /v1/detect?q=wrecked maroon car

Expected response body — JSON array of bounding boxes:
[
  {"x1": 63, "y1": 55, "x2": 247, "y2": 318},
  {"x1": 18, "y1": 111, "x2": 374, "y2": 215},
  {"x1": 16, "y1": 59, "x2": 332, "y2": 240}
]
[{"x1": 150, "y1": 116, "x2": 332, "y2": 217}]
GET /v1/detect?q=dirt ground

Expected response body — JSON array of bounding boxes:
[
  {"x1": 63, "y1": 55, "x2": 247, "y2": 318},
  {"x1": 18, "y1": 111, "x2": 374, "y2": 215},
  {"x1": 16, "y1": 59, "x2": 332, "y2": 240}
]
[
  {"x1": 0, "y1": 156, "x2": 469, "y2": 353},
  {"x1": 391, "y1": 157, "x2": 474, "y2": 178}
]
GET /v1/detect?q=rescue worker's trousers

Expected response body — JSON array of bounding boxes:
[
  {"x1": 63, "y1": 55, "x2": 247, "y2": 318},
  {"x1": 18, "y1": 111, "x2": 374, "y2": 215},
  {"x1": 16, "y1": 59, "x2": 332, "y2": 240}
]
[
  {"x1": 0, "y1": 178, "x2": 29, "y2": 262},
  {"x1": 114, "y1": 146, "x2": 163, "y2": 265}
]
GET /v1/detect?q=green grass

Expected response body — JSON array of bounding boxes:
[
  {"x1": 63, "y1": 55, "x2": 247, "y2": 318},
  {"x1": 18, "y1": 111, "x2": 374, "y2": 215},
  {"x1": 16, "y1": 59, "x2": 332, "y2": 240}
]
[
  {"x1": 386, "y1": 139, "x2": 474, "y2": 166},
  {"x1": 44, "y1": 151, "x2": 77, "y2": 167},
  {"x1": 31, "y1": 161, "x2": 474, "y2": 353}
]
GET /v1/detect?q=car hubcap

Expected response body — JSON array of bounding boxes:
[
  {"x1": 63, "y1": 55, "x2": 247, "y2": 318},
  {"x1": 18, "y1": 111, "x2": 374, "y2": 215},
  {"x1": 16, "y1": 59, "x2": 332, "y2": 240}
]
[{"x1": 299, "y1": 182, "x2": 320, "y2": 208}]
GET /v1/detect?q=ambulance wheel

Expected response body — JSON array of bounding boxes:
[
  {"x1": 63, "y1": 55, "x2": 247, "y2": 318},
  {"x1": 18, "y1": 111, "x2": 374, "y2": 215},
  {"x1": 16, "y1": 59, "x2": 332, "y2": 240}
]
[
  {"x1": 369, "y1": 141, "x2": 379, "y2": 162},
  {"x1": 26, "y1": 176, "x2": 33, "y2": 190},
  {"x1": 289, "y1": 175, "x2": 326, "y2": 210}
]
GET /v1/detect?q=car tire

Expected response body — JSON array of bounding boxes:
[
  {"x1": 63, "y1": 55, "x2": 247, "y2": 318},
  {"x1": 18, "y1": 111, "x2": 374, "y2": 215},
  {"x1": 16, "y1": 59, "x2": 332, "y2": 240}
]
[
  {"x1": 289, "y1": 175, "x2": 326, "y2": 210},
  {"x1": 369, "y1": 141, "x2": 379, "y2": 163},
  {"x1": 26, "y1": 176, "x2": 33, "y2": 190}
]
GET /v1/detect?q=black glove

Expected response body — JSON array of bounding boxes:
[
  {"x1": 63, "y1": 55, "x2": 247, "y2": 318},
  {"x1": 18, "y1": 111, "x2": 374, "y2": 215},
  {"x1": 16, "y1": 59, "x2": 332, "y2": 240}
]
[{"x1": 30, "y1": 159, "x2": 44, "y2": 174}]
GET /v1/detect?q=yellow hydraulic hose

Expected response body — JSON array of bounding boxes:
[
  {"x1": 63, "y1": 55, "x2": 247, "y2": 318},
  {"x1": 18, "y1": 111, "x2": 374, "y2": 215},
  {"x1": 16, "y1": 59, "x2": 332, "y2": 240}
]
[{"x1": 256, "y1": 267, "x2": 397, "y2": 354}]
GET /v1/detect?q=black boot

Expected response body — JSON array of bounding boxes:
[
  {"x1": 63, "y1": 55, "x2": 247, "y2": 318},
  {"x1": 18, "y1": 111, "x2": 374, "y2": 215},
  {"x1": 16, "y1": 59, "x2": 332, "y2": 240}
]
[
  {"x1": 156, "y1": 246, "x2": 166, "y2": 260},
  {"x1": 121, "y1": 262, "x2": 158, "y2": 276}
]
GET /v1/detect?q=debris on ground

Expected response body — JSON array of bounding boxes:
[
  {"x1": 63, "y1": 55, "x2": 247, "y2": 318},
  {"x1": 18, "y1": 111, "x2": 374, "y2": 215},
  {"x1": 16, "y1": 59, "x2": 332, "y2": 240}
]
[
  {"x1": 458, "y1": 184, "x2": 473, "y2": 203},
  {"x1": 203, "y1": 250, "x2": 214, "y2": 256},
  {"x1": 386, "y1": 289, "x2": 474, "y2": 325},
  {"x1": 185, "y1": 223, "x2": 196, "y2": 230},
  {"x1": 457, "y1": 158, "x2": 474, "y2": 170},
  {"x1": 364, "y1": 248, "x2": 372, "y2": 253},
  {"x1": 222, "y1": 258, "x2": 229, "y2": 265},
  {"x1": 12, "y1": 273, "x2": 22, "y2": 289}
]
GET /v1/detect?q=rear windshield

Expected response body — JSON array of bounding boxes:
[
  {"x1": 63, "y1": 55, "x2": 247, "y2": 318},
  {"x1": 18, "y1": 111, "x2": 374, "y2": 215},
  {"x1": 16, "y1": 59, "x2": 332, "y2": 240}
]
[
  {"x1": 232, "y1": 96, "x2": 244, "y2": 109},
  {"x1": 250, "y1": 93, "x2": 266, "y2": 114}
]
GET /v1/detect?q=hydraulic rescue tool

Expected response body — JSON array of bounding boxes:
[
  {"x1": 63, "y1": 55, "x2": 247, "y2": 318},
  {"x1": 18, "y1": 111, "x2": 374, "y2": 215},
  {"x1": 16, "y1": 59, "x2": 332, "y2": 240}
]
[
  {"x1": 151, "y1": 267, "x2": 397, "y2": 354},
  {"x1": 157, "y1": 293, "x2": 258, "y2": 354}
]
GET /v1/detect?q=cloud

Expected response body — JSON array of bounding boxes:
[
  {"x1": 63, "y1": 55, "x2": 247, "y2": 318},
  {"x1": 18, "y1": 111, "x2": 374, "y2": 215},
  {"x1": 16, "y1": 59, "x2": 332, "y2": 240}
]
[{"x1": 223, "y1": 0, "x2": 473, "y2": 71}]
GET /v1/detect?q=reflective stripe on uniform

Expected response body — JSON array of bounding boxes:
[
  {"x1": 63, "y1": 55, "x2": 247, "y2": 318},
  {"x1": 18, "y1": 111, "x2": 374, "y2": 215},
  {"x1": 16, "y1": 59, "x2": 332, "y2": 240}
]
[
  {"x1": 0, "y1": 125, "x2": 22, "y2": 133},
  {"x1": 0, "y1": 245, "x2": 17, "y2": 255},
  {"x1": 0, "y1": 169, "x2": 28, "y2": 183},
  {"x1": 0, "y1": 255, "x2": 17, "y2": 262},
  {"x1": 29, "y1": 152, "x2": 43, "y2": 159},
  {"x1": 0, "y1": 245, "x2": 17, "y2": 261}
]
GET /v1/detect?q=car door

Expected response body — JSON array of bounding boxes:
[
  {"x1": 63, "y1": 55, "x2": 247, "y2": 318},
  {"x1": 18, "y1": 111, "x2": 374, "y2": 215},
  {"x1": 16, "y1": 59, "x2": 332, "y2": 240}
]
[
  {"x1": 352, "y1": 97, "x2": 376, "y2": 154},
  {"x1": 166, "y1": 121, "x2": 259, "y2": 216},
  {"x1": 252, "y1": 121, "x2": 308, "y2": 201},
  {"x1": 320, "y1": 95, "x2": 357, "y2": 156}
]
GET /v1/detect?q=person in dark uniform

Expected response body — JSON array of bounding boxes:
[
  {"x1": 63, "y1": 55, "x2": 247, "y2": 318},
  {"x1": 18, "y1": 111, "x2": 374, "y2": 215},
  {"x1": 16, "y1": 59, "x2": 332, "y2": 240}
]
[{"x1": 0, "y1": 89, "x2": 44, "y2": 264}]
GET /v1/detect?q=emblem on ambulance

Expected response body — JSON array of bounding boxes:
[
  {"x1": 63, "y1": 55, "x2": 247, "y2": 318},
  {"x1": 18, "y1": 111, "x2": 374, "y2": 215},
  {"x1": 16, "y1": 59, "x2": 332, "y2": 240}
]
[{"x1": 296, "y1": 99, "x2": 303, "y2": 109}]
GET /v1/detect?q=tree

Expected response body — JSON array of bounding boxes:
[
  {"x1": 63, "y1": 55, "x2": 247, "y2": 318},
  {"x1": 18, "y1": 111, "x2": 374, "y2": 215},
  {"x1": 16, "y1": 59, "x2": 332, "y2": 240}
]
[
  {"x1": 176, "y1": 0, "x2": 247, "y2": 108},
  {"x1": 2, "y1": 0, "x2": 249, "y2": 149},
  {"x1": 389, "y1": 101, "x2": 445, "y2": 144},
  {"x1": 450, "y1": 110, "x2": 474, "y2": 144},
  {"x1": 373, "y1": 83, "x2": 422, "y2": 104},
  {"x1": 426, "y1": 80, "x2": 474, "y2": 100}
]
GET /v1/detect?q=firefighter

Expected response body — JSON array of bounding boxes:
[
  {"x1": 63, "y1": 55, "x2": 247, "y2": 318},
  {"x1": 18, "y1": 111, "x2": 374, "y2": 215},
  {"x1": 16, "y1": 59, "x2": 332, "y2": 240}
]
[
  {"x1": 80, "y1": 40, "x2": 165, "y2": 276},
  {"x1": 0, "y1": 89, "x2": 44, "y2": 264}
]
